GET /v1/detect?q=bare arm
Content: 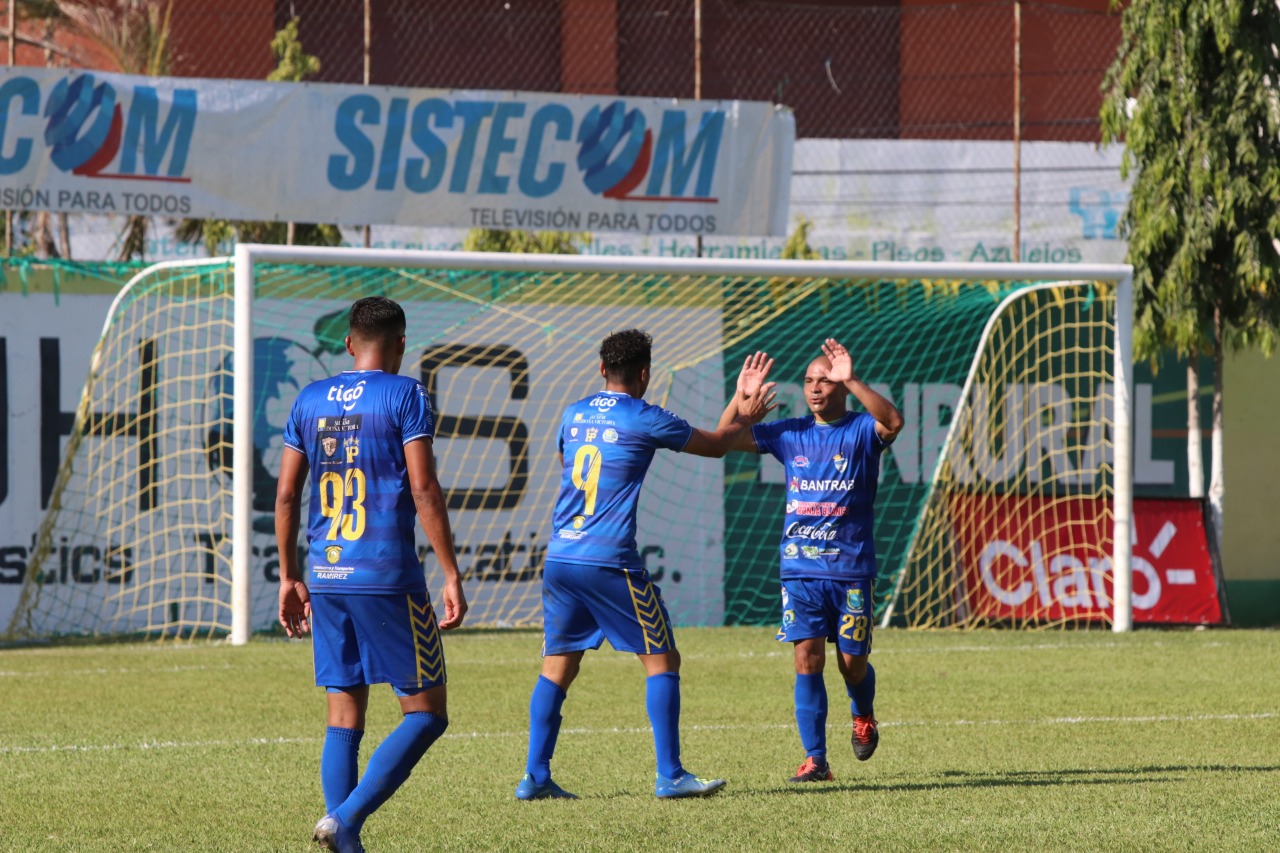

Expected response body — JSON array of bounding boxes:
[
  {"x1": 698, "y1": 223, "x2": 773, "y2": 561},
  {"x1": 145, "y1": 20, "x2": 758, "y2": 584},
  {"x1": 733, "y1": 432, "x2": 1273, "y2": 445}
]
[
  {"x1": 275, "y1": 446, "x2": 311, "y2": 638},
  {"x1": 822, "y1": 338, "x2": 904, "y2": 442},
  {"x1": 405, "y1": 437, "x2": 468, "y2": 630},
  {"x1": 714, "y1": 351, "x2": 775, "y2": 453},
  {"x1": 685, "y1": 379, "x2": 779, "y2": 458}
]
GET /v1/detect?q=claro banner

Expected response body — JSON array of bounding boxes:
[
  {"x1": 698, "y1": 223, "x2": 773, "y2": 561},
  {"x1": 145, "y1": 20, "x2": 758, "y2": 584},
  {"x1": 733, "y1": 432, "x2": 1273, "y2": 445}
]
[
  {"x1": 0, "y1": 67, "x2": 794, "y2": 236},
  {"x1": 951, "y1": 494, "x2": 1226, "y2": 625}
]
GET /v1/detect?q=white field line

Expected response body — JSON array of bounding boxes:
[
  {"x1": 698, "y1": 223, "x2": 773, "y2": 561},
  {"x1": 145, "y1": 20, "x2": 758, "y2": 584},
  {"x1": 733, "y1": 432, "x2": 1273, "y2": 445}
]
[
  {"x1": 0, "y1": 640, "x2": 1243, "y2": 678},
  {"x1": 2, "y1": 712, "x2": 1274, "y2": 756}
]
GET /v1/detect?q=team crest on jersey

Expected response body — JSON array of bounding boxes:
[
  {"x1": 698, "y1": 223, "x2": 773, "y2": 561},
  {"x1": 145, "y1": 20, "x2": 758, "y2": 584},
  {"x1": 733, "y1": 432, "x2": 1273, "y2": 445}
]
[
  {"x1": 793, "y1": 455, "x2": 810, "y2": 468},
  {"x1": 603, "y1": 428, "x2": 618, "y2": 443},
  {"x1": 783, "y1": 543, "x2": 799, "y2": 558},
  {"x1": 833, "y1": 452, "x2": 847, "y2": 473},
  {"x1": 570, "y1": 427, "x2": 578, "y2": 438},
  {"x1": 847, "y1": 587, "x2": 864, "y2": 612},
  {"x1": 321, "y1": 436, "x2": 338, "y2": 457},
  {"x1": 572, "y1": 515, "x2": 586, "y2": 529},
  {"x1": 324, "y1": 545, "x2": 343, "y2": 564}
]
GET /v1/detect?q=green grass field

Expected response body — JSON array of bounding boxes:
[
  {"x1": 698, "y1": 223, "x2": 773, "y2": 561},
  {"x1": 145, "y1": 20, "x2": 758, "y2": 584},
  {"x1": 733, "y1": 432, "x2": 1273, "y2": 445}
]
[{"x1": 3, "y1": 627, "x2": 1278, "y2": 852}]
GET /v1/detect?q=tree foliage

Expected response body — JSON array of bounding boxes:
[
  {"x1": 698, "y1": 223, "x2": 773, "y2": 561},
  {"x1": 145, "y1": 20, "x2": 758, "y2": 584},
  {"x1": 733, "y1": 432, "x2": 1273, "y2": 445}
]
[
  {"x1": 266, "y1": 18, "x2": 320, "y2": 83},
  {"x1": 1100, "y1": 0, "x2": 1280, "y2": 362}
]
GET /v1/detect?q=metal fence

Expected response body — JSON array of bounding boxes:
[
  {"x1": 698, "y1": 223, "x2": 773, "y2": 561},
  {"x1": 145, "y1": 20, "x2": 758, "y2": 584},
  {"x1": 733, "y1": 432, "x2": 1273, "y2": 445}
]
[{"x1": 4, "y1": 0, "x2": 1124, "y2": 262}]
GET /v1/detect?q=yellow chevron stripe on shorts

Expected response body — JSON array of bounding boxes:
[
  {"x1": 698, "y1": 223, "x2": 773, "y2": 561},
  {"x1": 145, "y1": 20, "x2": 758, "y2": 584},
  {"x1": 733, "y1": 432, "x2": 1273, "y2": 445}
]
[
  {"x1": 626, "y1": 574, "x2": 672, "y2": 654},
  {"x1": 408, "y1": 594, "x2": 446, "y2": 687}
]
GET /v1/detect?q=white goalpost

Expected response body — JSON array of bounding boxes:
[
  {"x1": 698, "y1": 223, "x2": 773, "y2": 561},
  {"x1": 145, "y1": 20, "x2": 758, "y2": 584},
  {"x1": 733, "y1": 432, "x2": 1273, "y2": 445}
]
[{"x1": 6, "y1": 246, "x2": 1133, "y2": 644}]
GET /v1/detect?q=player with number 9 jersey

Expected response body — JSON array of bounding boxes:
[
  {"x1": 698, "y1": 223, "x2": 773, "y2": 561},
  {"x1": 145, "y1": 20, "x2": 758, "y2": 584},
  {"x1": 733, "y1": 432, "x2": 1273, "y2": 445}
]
[
  {"x1": 515, "y1": 329, "x2": 777, "y2": 802},
  {"x1": 545, "y1": 391, "x2": 692, "y2": 569}
]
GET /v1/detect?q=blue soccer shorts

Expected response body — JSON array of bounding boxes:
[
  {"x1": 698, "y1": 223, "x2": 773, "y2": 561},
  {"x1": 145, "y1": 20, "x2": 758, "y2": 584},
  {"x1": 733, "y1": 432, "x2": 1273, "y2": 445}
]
[
  {"x1": 775, "y1": 577, "x2": 875, "y2": 657},
  {"x1": 541, "y1": 559, "x2": 676, "y2": 656},
  {"x1": 310, "y1": 590, "x2": 446, "y2": 694}
]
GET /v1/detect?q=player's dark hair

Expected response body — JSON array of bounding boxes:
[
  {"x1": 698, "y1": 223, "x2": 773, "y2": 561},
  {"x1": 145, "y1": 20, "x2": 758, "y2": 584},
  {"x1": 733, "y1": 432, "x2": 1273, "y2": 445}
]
[
  {"x1": 349, "y1": 296, "x2": 406, "y2": 342},
  {"x1": 599, "y1": 328, "x2": 652, "y2": 383}
]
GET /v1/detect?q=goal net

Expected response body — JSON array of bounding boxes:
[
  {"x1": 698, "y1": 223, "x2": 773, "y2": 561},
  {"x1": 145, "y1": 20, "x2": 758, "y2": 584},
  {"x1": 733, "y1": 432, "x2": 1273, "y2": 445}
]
[{"x1": 2, "y1": 249, "x2": 1132, "y2": 642}]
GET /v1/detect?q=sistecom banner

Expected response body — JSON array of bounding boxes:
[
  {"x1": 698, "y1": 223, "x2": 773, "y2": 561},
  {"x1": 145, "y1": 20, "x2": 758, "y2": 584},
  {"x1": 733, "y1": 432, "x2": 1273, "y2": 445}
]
[{"x1": 0, "y1": 67, "x2": 794, "y2": 236}]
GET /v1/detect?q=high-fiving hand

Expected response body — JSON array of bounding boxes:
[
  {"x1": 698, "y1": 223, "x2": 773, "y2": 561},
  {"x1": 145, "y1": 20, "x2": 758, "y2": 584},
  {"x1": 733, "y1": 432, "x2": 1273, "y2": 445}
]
[
  {"x1": 821, "y1": 338, "x2": 857, "y2": 384},
  {"x1": 736, "y1": 350, "x2": 775, "y2": 398}
]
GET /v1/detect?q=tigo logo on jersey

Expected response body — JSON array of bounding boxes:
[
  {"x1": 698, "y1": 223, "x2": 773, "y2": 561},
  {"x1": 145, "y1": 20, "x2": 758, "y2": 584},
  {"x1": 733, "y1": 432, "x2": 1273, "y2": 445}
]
[
  {"x1": 0, "y1": 72, "x2": 197, "y2": 181},
  {"x1": 589, "y1": 395, "x2": 618, "y2": 410},
  {"x1": 327, "y1": 379, "x2": 367, "y2": 411},
  {"x1": 792, "y1": 455, "x2": 810, "y2": 468},
  {"x1": 832, "y1": 453, "x2": 847, "y2": 473}
]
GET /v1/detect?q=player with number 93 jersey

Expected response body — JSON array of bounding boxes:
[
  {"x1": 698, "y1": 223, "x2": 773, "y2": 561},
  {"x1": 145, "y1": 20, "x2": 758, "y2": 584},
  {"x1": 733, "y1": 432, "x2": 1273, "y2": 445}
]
[{"x1": 282, "y1": 370, "x2": 434, "y2": 594}]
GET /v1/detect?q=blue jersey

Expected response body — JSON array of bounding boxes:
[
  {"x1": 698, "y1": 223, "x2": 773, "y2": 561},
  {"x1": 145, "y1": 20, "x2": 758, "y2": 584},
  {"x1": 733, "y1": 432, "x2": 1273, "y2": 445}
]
[
  {"x1": 545, "y1": 391, "x2": 693, "y2": 569},
  {"x1": 282, "y1": 370, "x2": 435, "y2": 594},
  {"x1": 752, "y1": 412, "x2": 887, "y2": 581}
]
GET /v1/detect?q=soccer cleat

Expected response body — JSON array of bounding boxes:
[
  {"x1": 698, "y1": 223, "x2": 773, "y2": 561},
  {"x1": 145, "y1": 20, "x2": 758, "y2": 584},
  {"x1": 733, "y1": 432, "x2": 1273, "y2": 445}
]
[
  {"x1": 852, "y1": 714, "x2": 879, "y2": 761},
  {"x1": 788, "y1": 756, "x2": 834, "y2": 783},
  {"x1": 515, "y1": 774, "x2": 579, "y2": 800},
  {"x1": 654, "y1": 771, "x2": 727, "y2": 799},
  {"x1": 312, "y1": 813, "x2": 363, "y2": 853}
]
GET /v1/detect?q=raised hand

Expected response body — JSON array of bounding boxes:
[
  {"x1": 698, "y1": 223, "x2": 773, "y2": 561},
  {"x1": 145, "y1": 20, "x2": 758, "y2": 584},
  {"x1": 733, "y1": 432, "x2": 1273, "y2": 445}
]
[
  {"x1": 736, "y1": 350, "x2": 774, "y2": 398},
  {"x1": 821, "y1": 338, "x2": 857, "y2": 384},
  {"x1": 737, "y1": 380, "x2": 780, "y2": 424}
]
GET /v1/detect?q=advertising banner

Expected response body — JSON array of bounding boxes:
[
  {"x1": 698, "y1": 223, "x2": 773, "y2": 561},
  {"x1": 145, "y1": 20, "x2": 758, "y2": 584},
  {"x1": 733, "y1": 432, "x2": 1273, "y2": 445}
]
[
  {"x1": 951, "y1": 494, "x2": 1224, "y2": 625},
  {"x1": 0, "y1": 67, "x2": 793, "y2": 236}
]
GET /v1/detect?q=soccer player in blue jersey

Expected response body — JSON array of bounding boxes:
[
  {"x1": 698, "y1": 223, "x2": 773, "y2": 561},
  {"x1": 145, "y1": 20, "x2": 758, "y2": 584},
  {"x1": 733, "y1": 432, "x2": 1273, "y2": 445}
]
[
  {"x1": 723, "y1": 339, "x2": 903, "y2": 783},
  {"x1": 275, "y1": 296, "x2": 467, "y2": 853},
  {"x1": 515, "y1": 328, "x2": 777, "y2": 801}
]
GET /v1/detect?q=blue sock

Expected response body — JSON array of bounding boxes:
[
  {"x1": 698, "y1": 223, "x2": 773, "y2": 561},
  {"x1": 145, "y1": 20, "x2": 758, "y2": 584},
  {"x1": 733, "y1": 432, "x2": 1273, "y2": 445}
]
[
  {"x1": 645, "y1": 672, "x2": 683, "y2": 780},
  {"x1": 335, "y1": 711, "x2": 447, "y2": 831},
  {"x1": 525, "y1": 675, "x2": 567, "y2": 784},
  {"x1": 794, "y1": 673, "x2": 828, "y2": 760},
  {"x1": 848, "y1": 662, "x2": 876, "y2": 719},
  {"x1": 321, "y1": 726, "x2": 364, "y2": 813}
]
